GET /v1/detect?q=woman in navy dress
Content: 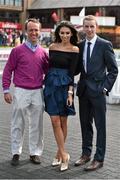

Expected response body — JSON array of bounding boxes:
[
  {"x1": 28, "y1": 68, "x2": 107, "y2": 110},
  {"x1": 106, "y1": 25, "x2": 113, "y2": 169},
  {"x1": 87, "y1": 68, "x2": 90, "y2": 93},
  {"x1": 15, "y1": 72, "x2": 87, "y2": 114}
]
[{"x1": 44, "y1": 21, "x2": 79, "y2": 171}]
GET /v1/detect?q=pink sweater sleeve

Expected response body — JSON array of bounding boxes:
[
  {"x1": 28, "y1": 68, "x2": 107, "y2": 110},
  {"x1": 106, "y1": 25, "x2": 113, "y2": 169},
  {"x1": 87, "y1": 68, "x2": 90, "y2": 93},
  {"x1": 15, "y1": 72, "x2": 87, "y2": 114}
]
[{"x1": 2, "y1": 48, "x2": 17, "y2": 90}]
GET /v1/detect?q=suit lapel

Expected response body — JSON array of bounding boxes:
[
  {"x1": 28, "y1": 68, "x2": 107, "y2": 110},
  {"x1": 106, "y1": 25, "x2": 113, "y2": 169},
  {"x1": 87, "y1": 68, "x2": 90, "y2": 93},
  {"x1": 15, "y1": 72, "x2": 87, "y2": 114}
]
[{"x1": 90, "y1": 37, "x2": 100, "y2": 61}]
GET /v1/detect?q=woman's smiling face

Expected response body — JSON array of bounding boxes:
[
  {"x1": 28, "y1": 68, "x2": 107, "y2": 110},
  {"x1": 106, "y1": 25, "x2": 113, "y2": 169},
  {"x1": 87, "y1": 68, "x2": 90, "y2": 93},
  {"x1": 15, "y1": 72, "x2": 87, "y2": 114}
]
[{"x1": 59, "y1": 26, "x2": 72, "y2": 43}]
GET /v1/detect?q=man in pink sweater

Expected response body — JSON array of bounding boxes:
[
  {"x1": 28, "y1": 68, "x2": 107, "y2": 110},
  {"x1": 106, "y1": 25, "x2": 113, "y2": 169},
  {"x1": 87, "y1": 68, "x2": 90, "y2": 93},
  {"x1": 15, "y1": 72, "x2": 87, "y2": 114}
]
[{"x1": 2, "y1": 18, "x2": 49, "y2": 166}]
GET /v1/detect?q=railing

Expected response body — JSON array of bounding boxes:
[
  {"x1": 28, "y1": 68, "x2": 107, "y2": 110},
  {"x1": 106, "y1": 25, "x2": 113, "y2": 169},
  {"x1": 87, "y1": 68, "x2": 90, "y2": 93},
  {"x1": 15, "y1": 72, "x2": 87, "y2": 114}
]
[
  {"x1": 0, "y1": 48, "x2": 12, "y2": 74},
  {"x1": 107, "y1": 64, "x2": 120, "y2": 104}
]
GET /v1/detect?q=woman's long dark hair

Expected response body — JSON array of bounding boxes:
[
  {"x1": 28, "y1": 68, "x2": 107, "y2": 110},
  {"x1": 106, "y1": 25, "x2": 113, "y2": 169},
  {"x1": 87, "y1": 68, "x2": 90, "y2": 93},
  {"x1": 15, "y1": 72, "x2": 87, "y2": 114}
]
[{"x1": 54, "y1": 21, "x2": 78, "y2": 45}]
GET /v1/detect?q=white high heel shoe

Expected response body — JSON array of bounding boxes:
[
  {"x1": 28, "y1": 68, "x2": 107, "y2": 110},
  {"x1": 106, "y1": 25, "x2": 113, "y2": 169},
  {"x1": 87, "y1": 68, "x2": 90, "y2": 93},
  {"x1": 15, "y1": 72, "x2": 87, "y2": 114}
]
[
  {"x1": 52, "y1": 158, "x2": 62, "y2": 166},
  {"x1": 60, "y1": 154, "x2": 70, "y2": 171}
]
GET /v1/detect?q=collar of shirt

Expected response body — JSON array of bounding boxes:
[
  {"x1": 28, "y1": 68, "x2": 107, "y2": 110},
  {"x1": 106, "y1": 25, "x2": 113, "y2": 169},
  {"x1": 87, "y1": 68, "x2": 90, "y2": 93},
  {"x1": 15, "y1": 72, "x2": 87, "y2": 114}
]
[
  {"x1": 85, "y1": 34, "x2": 97, "y2": 56},
  {"x1": 86, "y1": 34, "x2": 97, "y2": 51},
  {"x1": 25, "y1": 40, "x2": 39, "y2": 52}
]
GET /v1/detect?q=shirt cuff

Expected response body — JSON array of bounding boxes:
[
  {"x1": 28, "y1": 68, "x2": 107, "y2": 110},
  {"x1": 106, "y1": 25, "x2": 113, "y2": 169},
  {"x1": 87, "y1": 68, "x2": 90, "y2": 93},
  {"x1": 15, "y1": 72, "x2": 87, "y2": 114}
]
[
  {"x1": 3, "y1": 89, "x2": 10, "y2": 94},
  {"x1": 103, "y1": 88, "x2": 109, "y2": 96},
  {"x1": 104, "y1": 88, "x2": 108, "y2": 92}
]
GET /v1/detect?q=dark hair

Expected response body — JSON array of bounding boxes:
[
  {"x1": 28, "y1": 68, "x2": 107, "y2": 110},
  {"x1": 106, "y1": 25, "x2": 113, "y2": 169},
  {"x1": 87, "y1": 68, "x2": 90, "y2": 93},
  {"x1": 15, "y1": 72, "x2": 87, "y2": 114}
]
[
  {"x1": 54, "y1": 20, "x2": 78, "y2": 45},
  {"x1": 25, "y1": 18, "x2": 41, "y2": 30}
]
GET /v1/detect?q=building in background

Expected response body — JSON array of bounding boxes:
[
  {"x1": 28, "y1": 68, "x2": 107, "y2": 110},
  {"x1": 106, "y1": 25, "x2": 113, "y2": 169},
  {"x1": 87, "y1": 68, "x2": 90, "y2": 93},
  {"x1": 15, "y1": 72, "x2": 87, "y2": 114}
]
[
  {"x1": 0, "y1": 0, "x2": 120, "y2": 48},
  {"x1": 0, "y1": 0, "x2": 23, "y2": 31},
  {"x1": 0, "y1": 0, "x2": 34, "y2": 31},
  {"x1": 27, "y1": 0, "x2": 120, "y2": 48}
]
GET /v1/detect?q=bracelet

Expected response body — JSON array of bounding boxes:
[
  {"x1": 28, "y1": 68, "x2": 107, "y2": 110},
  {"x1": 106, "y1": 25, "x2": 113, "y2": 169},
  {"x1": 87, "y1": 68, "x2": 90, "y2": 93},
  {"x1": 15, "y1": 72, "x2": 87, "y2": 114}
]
[{"x1": 68, "y1": 90, "x2": 73, "y2": 95}]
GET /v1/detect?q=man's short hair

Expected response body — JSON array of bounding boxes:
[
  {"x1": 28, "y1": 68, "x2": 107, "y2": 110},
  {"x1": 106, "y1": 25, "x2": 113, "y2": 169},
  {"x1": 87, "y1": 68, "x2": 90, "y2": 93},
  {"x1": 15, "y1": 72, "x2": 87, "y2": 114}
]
[
  {"x1": 83, "y1": 15, "x2": 98, "y2": 25},
  {"x1": 25, "y1": 18, "x2": 41, "y2": 30}
]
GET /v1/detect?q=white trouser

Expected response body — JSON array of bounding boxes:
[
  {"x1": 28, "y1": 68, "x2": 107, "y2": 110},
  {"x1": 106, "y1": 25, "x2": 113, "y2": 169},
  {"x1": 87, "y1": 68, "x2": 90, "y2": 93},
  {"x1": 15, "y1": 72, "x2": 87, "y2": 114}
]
[{"x1": 11, "y1": 87, "x2": 44, "y2": 156}]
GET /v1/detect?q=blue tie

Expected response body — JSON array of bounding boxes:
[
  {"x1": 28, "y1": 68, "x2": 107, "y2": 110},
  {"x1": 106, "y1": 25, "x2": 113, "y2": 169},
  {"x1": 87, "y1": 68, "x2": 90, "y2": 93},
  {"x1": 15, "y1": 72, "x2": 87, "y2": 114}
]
[{"x1": 87, "y1": 42, "x2": 91, "y2": 72}]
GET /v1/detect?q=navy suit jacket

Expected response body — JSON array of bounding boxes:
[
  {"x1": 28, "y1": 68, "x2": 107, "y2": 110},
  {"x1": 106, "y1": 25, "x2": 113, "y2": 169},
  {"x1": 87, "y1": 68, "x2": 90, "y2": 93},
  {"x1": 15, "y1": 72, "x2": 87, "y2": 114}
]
[{"x1": 76, "y1": 36, "x2": 118, "y2": 97}]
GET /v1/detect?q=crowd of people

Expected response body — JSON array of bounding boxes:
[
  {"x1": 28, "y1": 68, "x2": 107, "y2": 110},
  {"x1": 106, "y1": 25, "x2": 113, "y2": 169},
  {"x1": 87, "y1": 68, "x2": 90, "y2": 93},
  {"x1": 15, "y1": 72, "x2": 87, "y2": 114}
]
[
  {"x1": 0, "y1": 28, "x2": 53, "y2": 47},
  {"x1": 0, "y1": 29, "x2": 27, "y2": 47},
  {"x1": 2, "y1": 16, "x2": 118, "y2": 173}
]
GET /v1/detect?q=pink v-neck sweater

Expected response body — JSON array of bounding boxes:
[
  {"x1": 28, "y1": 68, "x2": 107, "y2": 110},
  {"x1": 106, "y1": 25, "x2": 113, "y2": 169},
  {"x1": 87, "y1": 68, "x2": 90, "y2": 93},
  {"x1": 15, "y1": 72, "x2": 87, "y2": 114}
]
[{"x1": 2, "y1": 43, "x2": 49, "y2": 90}]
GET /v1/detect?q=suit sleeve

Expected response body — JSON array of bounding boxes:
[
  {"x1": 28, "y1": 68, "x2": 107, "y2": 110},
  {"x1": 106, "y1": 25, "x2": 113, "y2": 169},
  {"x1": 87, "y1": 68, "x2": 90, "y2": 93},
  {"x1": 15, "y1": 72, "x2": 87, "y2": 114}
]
[{"x1": 104, "y1": 41, "x2": 118, "y2": 92}]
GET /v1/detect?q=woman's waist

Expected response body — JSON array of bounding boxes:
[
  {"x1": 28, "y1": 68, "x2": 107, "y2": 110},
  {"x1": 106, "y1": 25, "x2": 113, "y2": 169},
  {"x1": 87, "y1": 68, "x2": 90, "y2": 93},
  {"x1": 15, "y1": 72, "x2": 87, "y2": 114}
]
[
  {"x1": 45, "y1": 68, "x2": 72, "y2": 86},
  {"x1": 48, "y1": 67, "x2": 69, "y2": 74}
]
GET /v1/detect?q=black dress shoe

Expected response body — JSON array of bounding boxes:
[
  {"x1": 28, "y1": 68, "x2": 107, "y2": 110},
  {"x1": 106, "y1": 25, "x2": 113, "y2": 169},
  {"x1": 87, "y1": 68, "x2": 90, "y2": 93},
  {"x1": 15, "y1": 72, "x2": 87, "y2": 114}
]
[
  {"x1": 84, "y1": 160, "x2": 103, "y2": 171},
  {"x1": 74, "y1": 155, "x2": 91, "y2": 166},
  {"x1": 11, "y1": 154, "x2": 19, "y2": 166},
  {"x1": 30, "y1": 155, "x2": 41, "y2": 164}
]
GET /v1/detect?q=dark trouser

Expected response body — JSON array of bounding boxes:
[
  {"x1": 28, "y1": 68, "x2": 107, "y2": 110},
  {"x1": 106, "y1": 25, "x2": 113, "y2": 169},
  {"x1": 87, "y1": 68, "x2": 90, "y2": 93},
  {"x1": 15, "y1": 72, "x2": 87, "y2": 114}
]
[{"x1": 78, "y1": 91, "x2": 106, "y2": 162}]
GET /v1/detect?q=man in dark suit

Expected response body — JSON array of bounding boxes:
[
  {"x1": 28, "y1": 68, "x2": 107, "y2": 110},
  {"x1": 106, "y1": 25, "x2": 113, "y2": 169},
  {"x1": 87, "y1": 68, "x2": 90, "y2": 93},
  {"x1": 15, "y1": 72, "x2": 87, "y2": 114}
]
[{"x1": 75, "y1": 15, "x2": 118, "y2": 171}]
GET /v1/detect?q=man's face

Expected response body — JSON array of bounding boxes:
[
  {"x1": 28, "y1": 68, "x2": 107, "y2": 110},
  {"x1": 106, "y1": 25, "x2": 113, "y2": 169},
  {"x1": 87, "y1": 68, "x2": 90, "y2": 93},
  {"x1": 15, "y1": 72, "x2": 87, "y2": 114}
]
[
  {"x1": 26, "y1": 21, "x2": 41, "y2": 44},
  {"x1": 83, "y1": 19, "x2": 97, "y2": 40}
]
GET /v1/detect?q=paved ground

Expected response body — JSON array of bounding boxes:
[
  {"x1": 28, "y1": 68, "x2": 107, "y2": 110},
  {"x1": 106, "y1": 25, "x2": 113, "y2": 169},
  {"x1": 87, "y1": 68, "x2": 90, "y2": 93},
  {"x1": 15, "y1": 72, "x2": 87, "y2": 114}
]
[{"x1": 0, "y1": 76, "x2": 120, "y2": 179}]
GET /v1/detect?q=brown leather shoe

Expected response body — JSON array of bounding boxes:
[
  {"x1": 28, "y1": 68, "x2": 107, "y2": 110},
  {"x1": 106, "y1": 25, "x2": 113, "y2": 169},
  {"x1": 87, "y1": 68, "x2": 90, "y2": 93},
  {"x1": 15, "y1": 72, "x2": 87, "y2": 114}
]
[
  {"x1": 84, "y1": 160, "x2": 103, "y2": 171},
  {"x1": 74, "y1": 155, "x2": 91, "y2": 166},
  {"x1": 11, "y1": 154, "x2": 19, "y2": 166},
  {"x1": 30, "y1": 155, "x2": 41, "y2": 164}
]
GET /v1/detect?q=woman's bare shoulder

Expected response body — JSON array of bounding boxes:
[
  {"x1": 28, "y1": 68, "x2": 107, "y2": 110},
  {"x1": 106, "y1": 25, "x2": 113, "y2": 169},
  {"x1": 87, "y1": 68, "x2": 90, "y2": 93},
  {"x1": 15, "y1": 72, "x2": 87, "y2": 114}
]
[
  {"x1": 49, "y1": 43, "x2": 57, "y2": 50},
  {"x1": 72, "y1": 46, "x2": 79, "y2": 53}
]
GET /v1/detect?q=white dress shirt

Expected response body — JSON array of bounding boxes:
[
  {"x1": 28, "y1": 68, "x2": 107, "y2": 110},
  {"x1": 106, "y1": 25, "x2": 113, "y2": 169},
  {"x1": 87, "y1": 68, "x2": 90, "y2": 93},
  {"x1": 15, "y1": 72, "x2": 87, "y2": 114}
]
[{"x1": 83, "y1": 34, "x2": 97, "y2": 72}]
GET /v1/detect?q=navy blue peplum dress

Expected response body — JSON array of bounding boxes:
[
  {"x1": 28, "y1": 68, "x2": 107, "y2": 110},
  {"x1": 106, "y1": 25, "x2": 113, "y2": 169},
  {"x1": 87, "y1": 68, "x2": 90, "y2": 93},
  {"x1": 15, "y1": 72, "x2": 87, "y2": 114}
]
[{"x1": 44, "y1": 50, "x2": 79, "y2": 116}]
